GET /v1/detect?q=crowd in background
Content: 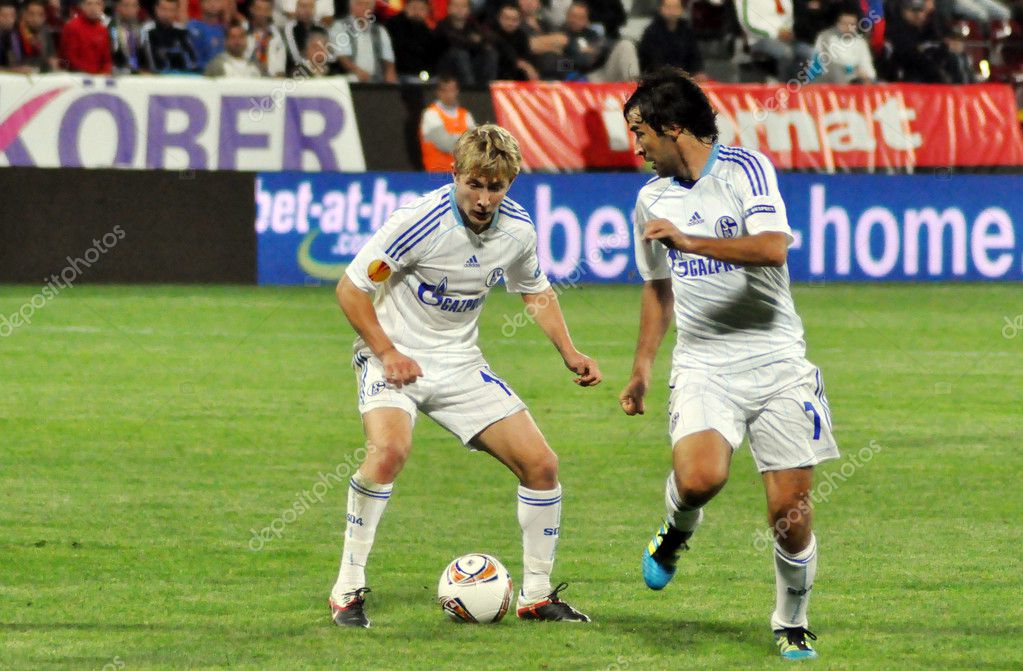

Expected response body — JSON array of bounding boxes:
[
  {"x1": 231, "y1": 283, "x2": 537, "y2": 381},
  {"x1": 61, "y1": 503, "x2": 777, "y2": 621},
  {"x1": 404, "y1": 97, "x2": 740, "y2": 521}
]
[{"x1": 0, "y1": 0, "x2": 1020, "y2": 84}]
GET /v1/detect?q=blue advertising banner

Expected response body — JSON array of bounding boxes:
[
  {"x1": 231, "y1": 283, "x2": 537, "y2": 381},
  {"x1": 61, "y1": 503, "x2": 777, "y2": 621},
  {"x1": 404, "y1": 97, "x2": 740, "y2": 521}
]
[{"x1": 256, "y1": 172, "x2": 1023, "y2": 285}]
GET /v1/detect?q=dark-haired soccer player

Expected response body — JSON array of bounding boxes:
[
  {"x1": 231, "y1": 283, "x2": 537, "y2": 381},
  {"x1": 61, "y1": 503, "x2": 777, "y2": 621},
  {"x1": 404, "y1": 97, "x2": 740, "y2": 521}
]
[{"x1": 618, "y1": 68, "x2": 839, "y2": 661}]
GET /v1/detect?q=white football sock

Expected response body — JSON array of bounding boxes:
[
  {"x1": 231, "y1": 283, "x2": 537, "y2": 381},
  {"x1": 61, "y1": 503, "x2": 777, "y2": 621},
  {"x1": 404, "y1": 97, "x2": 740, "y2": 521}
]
[
  {"x1": 771, "y1": 533, "x2": 817, "y2": 630},
  {"x1": 665, "y1": 472, "x2": 704, "y2": 535},
  {"x1": 517, "y1": 483, "x2": 562, "y2": 602},
  {"x1": 332, "y1": 470, "x2": 392, "y2": 599}
]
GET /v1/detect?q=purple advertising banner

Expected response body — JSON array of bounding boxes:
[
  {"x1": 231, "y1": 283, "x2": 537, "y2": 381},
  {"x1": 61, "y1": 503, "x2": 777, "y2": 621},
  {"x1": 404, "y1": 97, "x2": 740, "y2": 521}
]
[{"x1": 0, "y1": 74, "x2": 365, "y2": 171}]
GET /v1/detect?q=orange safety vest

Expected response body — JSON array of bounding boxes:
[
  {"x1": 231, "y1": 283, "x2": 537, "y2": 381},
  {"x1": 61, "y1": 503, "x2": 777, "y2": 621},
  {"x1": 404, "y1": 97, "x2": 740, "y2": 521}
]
[{"x1": 420, "y1": 103, "x2": 470, "y2": 173}]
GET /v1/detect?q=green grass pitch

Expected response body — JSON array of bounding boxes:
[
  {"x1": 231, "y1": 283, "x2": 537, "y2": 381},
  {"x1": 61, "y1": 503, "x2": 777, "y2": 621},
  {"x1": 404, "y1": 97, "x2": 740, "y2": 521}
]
[{"x1": 2, "y1": 283, "x2": 1021, "y2": 670}]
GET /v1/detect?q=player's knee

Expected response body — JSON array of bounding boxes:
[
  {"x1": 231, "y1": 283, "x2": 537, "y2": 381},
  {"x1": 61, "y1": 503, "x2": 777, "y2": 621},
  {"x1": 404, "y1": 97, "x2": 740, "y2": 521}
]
[
  {"x1": 520, "y1": 448, "x2": 558, "y2": 489},
  {"x1": 366, "y1": 438, "x2": 411, "y2": 481},
  {"x1": 676, "y1": 467, "x2": 727, "y2": 507},
  {"x1": 768, "y1": 492, "x2": 813, "y2": 550}
]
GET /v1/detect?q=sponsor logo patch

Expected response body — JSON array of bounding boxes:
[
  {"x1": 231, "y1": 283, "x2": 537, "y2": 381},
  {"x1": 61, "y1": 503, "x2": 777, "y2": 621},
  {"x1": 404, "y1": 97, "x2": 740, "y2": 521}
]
[
  {"x1": 486, "y1": 267, "x2": 505, "y2": 287},
  {"x1": 367, "y1": 259, "x2": 392, "y2": 282},
  {"x1": 716, "y1": 216, "x2": 738, "y2": 239}
]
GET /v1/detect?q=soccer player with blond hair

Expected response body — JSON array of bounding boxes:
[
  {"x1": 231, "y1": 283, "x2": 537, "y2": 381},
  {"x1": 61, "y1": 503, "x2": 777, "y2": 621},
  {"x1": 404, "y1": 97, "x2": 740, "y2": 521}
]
[{"x1": 330, "y1": 124, "x2": 600, "y2": 627}]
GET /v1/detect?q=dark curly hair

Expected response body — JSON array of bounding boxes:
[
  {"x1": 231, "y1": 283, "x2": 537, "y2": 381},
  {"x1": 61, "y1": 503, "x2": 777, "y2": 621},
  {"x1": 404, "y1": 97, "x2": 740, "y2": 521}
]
[{"x1": 623, "y1": 67, "x2": 718, "y2": 143}]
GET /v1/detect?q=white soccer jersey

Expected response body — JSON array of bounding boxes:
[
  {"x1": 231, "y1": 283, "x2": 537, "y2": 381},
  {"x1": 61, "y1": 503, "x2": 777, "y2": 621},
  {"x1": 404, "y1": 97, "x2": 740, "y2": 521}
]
[
  {"x1": 346, "y1": 185, "x2": 550, "y2": 370},
  {"x1": 634, "y1": 144, "x2": 807, "y2": 373}
]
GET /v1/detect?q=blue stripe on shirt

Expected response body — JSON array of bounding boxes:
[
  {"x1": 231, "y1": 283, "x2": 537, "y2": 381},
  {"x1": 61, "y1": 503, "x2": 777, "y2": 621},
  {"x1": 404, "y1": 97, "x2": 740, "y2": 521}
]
[
  {"x1": 384, "y1": 199, "x2": 448, "y2": 257},
  {"x1": 719, "y1": 147, "x2": 766, "y2": 195},
  {"x1": 718, "y1": 155, "x2": 760, "y2": 196},
  {"x1": 391, "y1": 207, "x2": 450, "y2": 260}
]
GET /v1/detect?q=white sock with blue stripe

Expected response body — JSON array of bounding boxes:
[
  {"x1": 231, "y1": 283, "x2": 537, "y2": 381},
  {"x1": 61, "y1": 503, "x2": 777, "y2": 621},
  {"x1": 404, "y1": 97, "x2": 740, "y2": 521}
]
[
  {"x1": 332, "y1": 470, "x2": 393, "y2": 599},
  {"x1": 771, "y1": 533, "x2": 817, "y2": 631},
  {"x1": 517, "y1": 483, "x2": 562, "y2": 602},
  {"x1": 665, "y1": 472, "x2": 704, "y2": 535}
]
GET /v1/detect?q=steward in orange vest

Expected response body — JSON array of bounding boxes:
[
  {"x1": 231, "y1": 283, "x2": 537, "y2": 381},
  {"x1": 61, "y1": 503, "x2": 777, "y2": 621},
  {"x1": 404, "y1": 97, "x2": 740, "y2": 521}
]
[{"x1": 419, "y1": 76, "x2": 477, "y2": 171}]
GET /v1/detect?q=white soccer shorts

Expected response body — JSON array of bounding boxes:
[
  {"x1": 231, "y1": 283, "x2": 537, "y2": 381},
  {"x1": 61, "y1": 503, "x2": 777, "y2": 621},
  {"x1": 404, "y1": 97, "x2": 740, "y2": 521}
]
[
  {"x1": 353, "y1": 351, "x2": 527, "y2": 444},
  {"x1": 667, "y1": 357, "x2": 840, "y2": 472}
]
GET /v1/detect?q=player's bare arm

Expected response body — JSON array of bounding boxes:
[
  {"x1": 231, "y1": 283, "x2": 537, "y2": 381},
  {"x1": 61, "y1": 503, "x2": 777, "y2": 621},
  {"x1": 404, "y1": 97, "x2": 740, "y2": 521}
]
[
  {"x1": 336, "y1": 275, "x2": 423, "y2": 387},
  {"x1": 643, "y1": 219, "x2": 789, "y2": 267},
  {"x1": 619, "y1": 278, "x2": 672, "y2": 415},
  {"x1": 521, "y1": 289, "x2": 602, "y2": 387}
]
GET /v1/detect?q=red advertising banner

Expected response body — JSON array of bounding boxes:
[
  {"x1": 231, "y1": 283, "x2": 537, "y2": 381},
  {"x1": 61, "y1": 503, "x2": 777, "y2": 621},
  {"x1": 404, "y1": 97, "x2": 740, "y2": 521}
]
[{"x1": 490, "y1": 81, "x2": 1023, "y2": 172}]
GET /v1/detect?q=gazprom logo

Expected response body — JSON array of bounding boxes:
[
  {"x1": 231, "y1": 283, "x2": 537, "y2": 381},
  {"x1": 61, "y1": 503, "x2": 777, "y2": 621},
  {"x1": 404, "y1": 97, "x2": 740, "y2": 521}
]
[
  {"x1": 417, "y1": 275, "x2": 448, "y2": 305},
  {"x1": 416, "y1": 276, "x2": 486, "y2": 313}
]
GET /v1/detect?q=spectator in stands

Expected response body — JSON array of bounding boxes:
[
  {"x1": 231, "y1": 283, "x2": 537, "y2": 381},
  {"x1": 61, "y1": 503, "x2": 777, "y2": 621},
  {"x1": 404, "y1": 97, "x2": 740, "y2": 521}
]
[
  {"x1": 518, "y1": 0, "x2": 568, "y2": 78},
  {"x1": 205, "y1": 20, "x2": 263, "y2": 74},
  {"x1": 61, "y1": 0, "x2": 113, "y2": 73},
  {"x1": 488, "y1": 2, "x2": 540, "y2": 79},
  {"x1": 884, "y1": 0, "x2": 942, "y2": 81},
  {"x1": 925, "y1": 21, "x2": 974, "y2": 81},
  {"x1": 284, "y1": 0, "x2": 317, "y2": 74},
  {"x1": 419, "y1": 74, "x2": 477, "y2": 171},
  {"x1": 794, "y1": 0, "x2": 836, "y2": 54},
  {"x1": 0, "y1": 0, "x2": 20, "y2": 70},
  {"x1": 638, "y1": 0, "x2": 705, "y2": 78},
  {"x1": 560, "y1": 0, "x2": 638, "y2": 80},
  {"x1": 547, "y1": 0, "x2": 625, "y2": 38},
  {"x1": 735, "y1": 0, "x2": 814, "y2": 80},
  {"x1": 581, "y1": 0, "x2": 626, "y2": 38},
  {"x1": 8, "y1": 0, "x2": 60, "y2": 72},
  {"x1": 110, "y1": 0, "x2": 146, "y2": 73},
  {"x1": 246, "y1": 0, "x2": 285, "y2": 75},
  {"x1": 333, "y1": 0, "x2": 398, "y2": 81},
  {"x1": 294, "y1": 26, "x2": 346, "y2": 74},
  {"x1": 279, "y1": 0, "x2": 333, "y2": 25},
  {"x1": 386, "y1": 0, "x2": 441, "y2": 81},
  {"x1": 293, "y1": 26, "x2": 346, "y2": 74},
  {"x1": 437, "y1": 0, "x2": 498, "y2": 85},
  {"x1": 188, "y1": 0, "x2": 227, "y2": 70},
  {"x1": 808, "y1": 2, "x2": 876, "y2": 81},
  {"x1": 144, "y1": 0, "x2": 200, "y2": 71}
]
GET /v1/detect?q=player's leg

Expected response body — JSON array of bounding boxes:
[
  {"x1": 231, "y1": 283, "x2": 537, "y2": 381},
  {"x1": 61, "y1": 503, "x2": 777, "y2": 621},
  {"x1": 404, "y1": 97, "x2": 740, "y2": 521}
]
[
  {"x1": 471, "y1": 410, "x2": 589, "y2": 622},
  {"x1": 331, "y1": 352, "x2": 421, "y2": 628},
  {"x1": 747, "y1": 359, "x2": 839, "y2": 658},
  {"x1": 644, "y1": 372, "x2": 745, "y2": 590},
  {"x1": 644, "y1": 429, "x2": 731, "y2": 589},
  {"x1": 330, "y1": 407, "x2": 413, "y2": 627},
  {"x1": 763, "y1": 467, "x2": 819, "y2": 660}
]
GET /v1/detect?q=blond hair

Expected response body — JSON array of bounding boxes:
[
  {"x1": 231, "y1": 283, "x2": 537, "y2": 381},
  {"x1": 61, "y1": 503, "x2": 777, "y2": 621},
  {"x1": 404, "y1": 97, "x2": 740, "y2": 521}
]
[{"x1": 453, "y1": 124, "x2": 522, "y2": 182}]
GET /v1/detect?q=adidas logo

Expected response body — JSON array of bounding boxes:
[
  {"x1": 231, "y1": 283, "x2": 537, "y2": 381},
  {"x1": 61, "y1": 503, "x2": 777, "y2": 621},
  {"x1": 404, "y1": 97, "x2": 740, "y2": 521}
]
[
  {"x1": 687, "y1": 211, "x2": 704, "y2": 227},
  {"x1": 464, "y1": 255, "x2": 480, "y2": 268}
]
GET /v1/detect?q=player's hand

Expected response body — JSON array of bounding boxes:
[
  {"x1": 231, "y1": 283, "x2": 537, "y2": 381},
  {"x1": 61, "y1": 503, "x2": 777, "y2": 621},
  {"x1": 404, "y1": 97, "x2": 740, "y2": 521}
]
[
  {"x1": 380, "y1": 348, "x2": 423, "y2": 388},
  {"x1": 619, "y1": 375, "x2": 648, "y2": 415},
  {"x1": 643, "y1": 219, "x2": 689, "y2": 251},
  {"x1": 563, "y1": 350, "x2": 602, "y2": 387}
]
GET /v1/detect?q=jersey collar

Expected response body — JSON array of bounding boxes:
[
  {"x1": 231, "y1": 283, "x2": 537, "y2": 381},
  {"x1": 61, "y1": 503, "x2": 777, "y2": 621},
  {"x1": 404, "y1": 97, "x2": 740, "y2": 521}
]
[
  {"x1": 700, "y1": 143, "x2": 719, "y2": 178},
  {"x1": 448, "y1": 185, "x2": 464, "y2": 227},
  {"x1": 672, "y1": 143, "x2": 719, "y2": 189}
]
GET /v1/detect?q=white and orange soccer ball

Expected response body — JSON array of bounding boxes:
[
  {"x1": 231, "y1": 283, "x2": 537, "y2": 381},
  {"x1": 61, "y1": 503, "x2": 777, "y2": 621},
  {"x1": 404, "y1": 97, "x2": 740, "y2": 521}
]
[{"x1": 437, "y1": 554, "x2": 513, "y2": 624}]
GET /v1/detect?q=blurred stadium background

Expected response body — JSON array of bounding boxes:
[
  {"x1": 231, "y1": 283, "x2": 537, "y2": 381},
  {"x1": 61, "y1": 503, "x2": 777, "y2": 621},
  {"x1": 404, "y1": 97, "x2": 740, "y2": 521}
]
[{"x1": 2, "y1": 0, "x2": 1023, "y2": 667}]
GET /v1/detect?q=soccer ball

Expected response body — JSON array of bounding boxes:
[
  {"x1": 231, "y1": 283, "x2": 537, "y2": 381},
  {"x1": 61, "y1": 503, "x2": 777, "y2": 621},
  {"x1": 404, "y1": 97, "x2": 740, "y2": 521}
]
[{"x1": 437, "y1": 554, "x2": 513, "y2": 623}]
